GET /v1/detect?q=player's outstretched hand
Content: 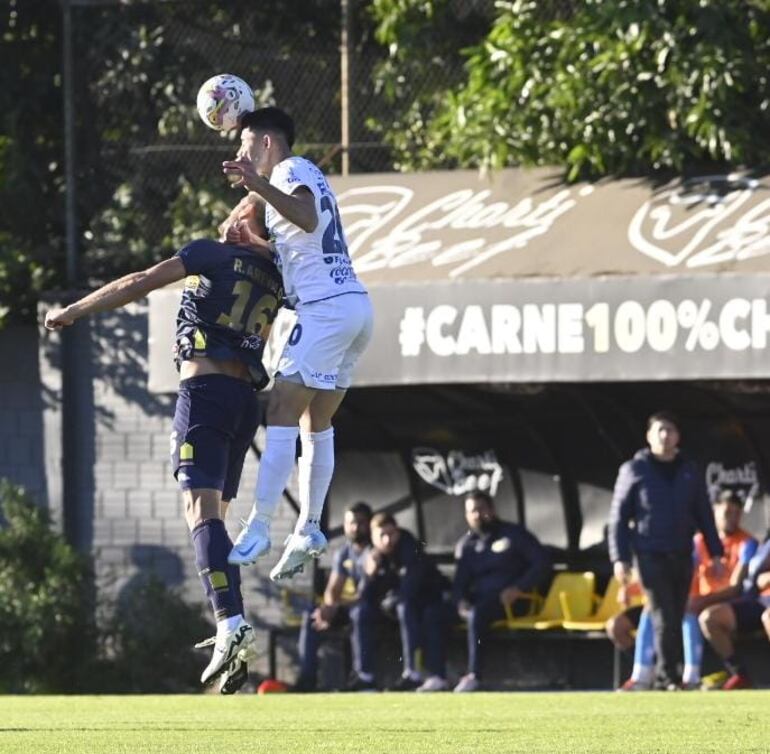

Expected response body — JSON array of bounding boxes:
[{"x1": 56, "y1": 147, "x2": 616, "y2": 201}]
[
  {"x1": 44, "y1": 307, "x2": 75, "y2": 331},
  {"x1": 222, "y1": 156, "x2": 260, "y2": 190}
]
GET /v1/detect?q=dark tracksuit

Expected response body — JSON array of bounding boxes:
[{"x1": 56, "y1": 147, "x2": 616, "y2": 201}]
[
  {"x1": 360, "y1": 529, "x2": 454, "y2": 678},
  {"x1": 453, "y1": 519, "x2": 550, "y2": 677},
  {"x1": 297, "y1": 541, "x2": 372, "y2": 687},
  {"x1": 609, "y1": 449, "x2": 723, "y2": 686}
]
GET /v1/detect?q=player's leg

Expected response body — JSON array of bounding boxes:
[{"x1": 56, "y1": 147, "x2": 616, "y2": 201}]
[
  {"x1": 394, "y1": 598, "x2": 423, "y2": 689},
  {"x1": 286, "y1": 296, "x2": 373, "y2": 542},
  {"x1": 762, "y1": 607, "x2": 770, "y2": 641},
  {"x1": 699, "y1": 602, "x2": 736, "y2": 657},
  {"x1": 605, "y1": 610, "x2": 636, "y2": 651},
  {"x1": 454, "y1": 595, "x2": 506, "y2": 692},
  {"x1": 295, "y1": 387, "x2": 347, "y2": 529},
  {"x1": 296, "y1": 609, "x2": 323, "y2": 691},
  {"x1": 681, "y1": 611, "x2": 704, "y2": 687},
  {"x1": 213, "y1": 383, "x2": 263, "y2": 694},
  {"x1": 625, "y1": 607, "x2": 655, "y2": 689},
  {"x1": 267, "y1": 295, "x2": 373, "y2": 580},
  {"x1": 228, "y1": 379, "x2": 317, "y2": 569},
  {"x1": 416, "y1": 600, "x2": 455, "y2": 692},
  {"x1": 185, "y1": 487, "x2": 253, "y2": 683},
  {"x1": 172, "y1": 376, "x2": 255, "y2": 686},
  {"x1": 348, "y1": 600, "x2": 377, "y2": 689},
  {"x1": 702, "y1": 599, "x2": 756, "y2": 688}
]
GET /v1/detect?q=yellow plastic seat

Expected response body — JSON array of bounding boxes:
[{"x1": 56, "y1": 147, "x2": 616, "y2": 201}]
[
  {"x1": 497, "y1": 572, "x2": 596, "y2": 630},
  {"x1": 562, "y1": 576, "x2": 645, "y2": 631}
]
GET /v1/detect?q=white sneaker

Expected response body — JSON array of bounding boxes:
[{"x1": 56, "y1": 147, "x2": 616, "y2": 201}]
[
  {"x1": 416, "y1": 675, "x2": 450, "y2": 692},
  {"x1": 269, "y1": 526, "x2": 328, "y2": 582},
  {"x1": 200, "y1": 618, "x2": 255, "y2": 685},
  {"x1": 453, "y1": 673, "x2": 479, "y2": 692},
  {"x1": 228, "y1": 518, "x2": 271, "y2": 567}
]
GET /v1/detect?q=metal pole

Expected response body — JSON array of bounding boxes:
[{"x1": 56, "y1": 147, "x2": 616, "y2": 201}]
[
  {"x1": 62, "y1": 0, "x2": 78, "y2": 286},
  {"x1": 340, "y1": 0, "x2": 351, "y2": 176}
]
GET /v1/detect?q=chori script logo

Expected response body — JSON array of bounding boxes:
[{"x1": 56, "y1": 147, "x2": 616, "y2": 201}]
[{"x1": 628, "y1": 174, "x2": 770, "y2": 269}]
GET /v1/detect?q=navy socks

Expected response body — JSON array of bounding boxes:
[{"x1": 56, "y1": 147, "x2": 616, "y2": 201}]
[{"x1": 192, "y1": 518, "x2": 241, "y2": 621}]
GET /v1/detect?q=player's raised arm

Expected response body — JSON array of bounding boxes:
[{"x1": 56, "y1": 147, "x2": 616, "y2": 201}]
[
  {"x1": 43, "y1": 256, "x2": 186, "y2": 331},
  {"x1": 223, "y1": 157, "x2": 318, "y2": 233}
]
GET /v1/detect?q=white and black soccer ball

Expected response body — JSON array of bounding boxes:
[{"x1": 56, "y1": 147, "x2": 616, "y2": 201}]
[{"x1": 196, "y1": 74, "x2": 255, "y2": 132}]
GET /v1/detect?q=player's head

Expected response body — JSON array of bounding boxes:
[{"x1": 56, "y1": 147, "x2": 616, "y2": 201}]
[
  {"x1": 240, "y1": 106, "x2": 295, "y2": 147},
  {"x1": 464, "y1": 490, "x2": 496, "y2": 534},
  {"x1": 237, "y1": 107, "x2": 294, "y2": 174},
  {"x1": 370, "y1": 511, "x2": 399, "y2": 554},
  {"x1": 237, "y1": 107, "x2": 295, "y2": 175},
  {"x1": 713, "y1": 488, "x2": 743, "y2": 535},
  {"x1": 645, "y1": 410, "x2": 681, "y2": 459},
  {"x1": 344, "y1": 501, "x2": 372, "y2": 545}
]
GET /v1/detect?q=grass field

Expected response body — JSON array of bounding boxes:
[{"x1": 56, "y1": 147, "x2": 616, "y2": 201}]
[{"x1": 2, "y1": 691, "x2": 768, "y2": 754}]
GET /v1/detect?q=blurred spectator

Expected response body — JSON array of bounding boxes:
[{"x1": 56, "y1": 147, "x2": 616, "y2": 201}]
[
  {"x1": 361, "y1": 512, "x2": 455, "y2": 692},
  {"x1": 612, "y1": 489, "x2": 756, "y2": 690},
  {"x1": 452, "y1": 491, "x2": 550, "y2": 692},
  {"x1": 295, "y1": 502, "x2": 374, "y2": 692},
  {"x1": 699, "y1": 535, "x2": 770, "y2": 689},
  {"x1": 609, "y1": 411, "x2": 724, "y2": 689}
]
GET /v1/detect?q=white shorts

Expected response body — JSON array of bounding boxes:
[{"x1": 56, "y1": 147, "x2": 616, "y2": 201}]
[{"x1": 276, "y1": 293, "x2": 374, "y2": 390}]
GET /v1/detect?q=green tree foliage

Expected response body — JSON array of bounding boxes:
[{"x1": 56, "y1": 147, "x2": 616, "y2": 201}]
[
  {"x1": 372, "y1": 0, "x2": 770, "y2": 179},
  {"x1": 97, "y1": 575, "x2": 213, "y2": 693},
  {"x1": 368, "y1": 0, "x2": 493, "y2": 170},
  {"x1": 1, "y1": 1, "x2": 340, "y2": 326},
  {"x1": 0, "y1": 1, "x2": 63, "y2": 327},
  {"x1": 0, "y1": 479, "x2": 215, "y2": 693},
  {"x1": 0, "y1": 480, "x2": 96, "y2": 692}
]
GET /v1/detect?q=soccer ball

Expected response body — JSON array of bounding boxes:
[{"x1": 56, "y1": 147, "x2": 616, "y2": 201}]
[{"x1": 196, "y1": 74, "x2": 255, "y2": 132}]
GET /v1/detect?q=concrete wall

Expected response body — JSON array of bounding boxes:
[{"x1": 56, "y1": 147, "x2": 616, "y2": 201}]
[
  {"x1": 0, "y1": 326, "x2": 49, "y2": 508},
  {"x1": 5, "y1": 305, "x2": 311, "y2": 678}
]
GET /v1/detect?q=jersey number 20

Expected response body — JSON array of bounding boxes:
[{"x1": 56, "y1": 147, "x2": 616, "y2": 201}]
[{"x1": 320, "y1": 195, "x2": 348, "y2": 258}]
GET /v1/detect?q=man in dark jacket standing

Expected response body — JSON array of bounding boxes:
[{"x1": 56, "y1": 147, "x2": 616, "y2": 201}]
[
  {"x1": 609, "y1": 411, "x2": 724, "y2": 689},
  {"x1": 453, "y1": 491, "x2": 551, "y2": 692}
]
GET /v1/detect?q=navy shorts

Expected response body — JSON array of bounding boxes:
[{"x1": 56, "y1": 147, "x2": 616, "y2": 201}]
[
  {"x1": 732, "y1": 596, "x2": 770, "y2": 633},
  {"x1": 170, "y1": 374, "x2": 260, "y2": 501}
]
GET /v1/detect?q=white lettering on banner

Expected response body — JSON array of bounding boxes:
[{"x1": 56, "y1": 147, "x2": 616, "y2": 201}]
[
  {"x1": 705, "y1": 461, "x2": 760, "y2": 504},
  {"x1": 337, "y1": 186, "x2": 582, "y2": 277},
  {"x1": 411, "y1": 448, "x2": 504, "y2": 497},
  {"x1": 399, "y1": 298, "x2": 770, "y2": 357},
  {"x1": 629, "y1": 175, "x2": 770, "y2": 268}
]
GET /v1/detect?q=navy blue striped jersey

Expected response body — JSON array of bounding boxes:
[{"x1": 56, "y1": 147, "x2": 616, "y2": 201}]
[{"x1": 173, "y1": 239, "x2": 284, "y2": 389}]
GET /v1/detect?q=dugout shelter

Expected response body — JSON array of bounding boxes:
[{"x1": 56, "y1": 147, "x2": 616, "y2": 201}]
[{"x1": 148, "y1": 168, "x2": 770, "y2": 571}]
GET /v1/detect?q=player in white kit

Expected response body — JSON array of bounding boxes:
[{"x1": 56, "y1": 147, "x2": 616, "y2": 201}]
[{"x1": 222, "y1": 107, "x2": 373, "y2": 581}]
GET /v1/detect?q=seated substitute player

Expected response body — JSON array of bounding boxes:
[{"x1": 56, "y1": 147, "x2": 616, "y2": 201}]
[
  {"x1": 614, "y1": 489, "x2": 757, "y2": 690},
  {"x1": 222, "y1": 107, "x2": 374, "y2": 581},
  {"x1": 295, "y1": 501, "x2": 377, "y2": 692},
  {"x1": 44, "y1": 197, "x2": 283, "y2": 693},
  {"x1": 452, "y1": 491, "x2": 551, "y2": 692},
  {"x1": 699, "y1": 534, "x2": 770, "y2": 689},
  {"x1": 360, "y1": 513, "x2": 456, "y2": 692}
]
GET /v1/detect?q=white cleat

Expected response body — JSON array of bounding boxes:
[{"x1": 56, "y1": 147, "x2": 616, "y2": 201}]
[
  {"x1": 228, "y1": 518, "x2": 271, "y2": 567},
  {"x1": 269, "y1": 526, "x2": 328, "y2": 582},
  {"x1": 196, "y1": 633, "x2": 258, "y2": 695},
  {"x1": 200, "y1": 618, "x2": 255, "y2": 685},
  {"x1": 416, "y1": 675, "x2": 450, "y2": 692},
  {"x1": 453, "y1": 673, "x2": 480, "y2": 692}
]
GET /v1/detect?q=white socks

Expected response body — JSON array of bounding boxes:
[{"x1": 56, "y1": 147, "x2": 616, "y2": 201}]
[
  {"x1": 682, "y1": 664, "x2": 700, "y2": 685},
  {"x1": 631, "y1": 663, "x2": 654, "y2": 684},
  {"x1": 295, "y1": 427, "x2": 335, "y2": 533},
  {"x1": 217, "y1": 614, "x2": 243, "y2": 635},
  {"x1": 249, "y1": 425, "x2": 299, "y2": 525}
]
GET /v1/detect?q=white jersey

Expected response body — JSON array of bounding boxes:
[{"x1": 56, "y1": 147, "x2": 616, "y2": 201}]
[{"x1": 266, "y1": 156, "x2": 367, "y2": 307}]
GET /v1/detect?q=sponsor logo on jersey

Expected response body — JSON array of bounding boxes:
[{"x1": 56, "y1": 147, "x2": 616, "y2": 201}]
[{"x1": 310, "y1": 370, "x2": 337, "y2": 384}]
